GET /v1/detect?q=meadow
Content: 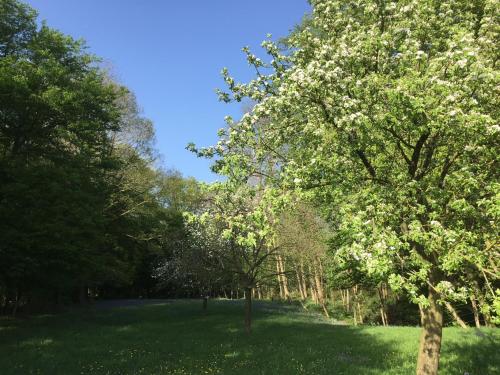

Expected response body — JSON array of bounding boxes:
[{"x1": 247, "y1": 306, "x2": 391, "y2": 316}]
[{"x1": 0, "y1": 300, "x2": 498, "y2": 374}]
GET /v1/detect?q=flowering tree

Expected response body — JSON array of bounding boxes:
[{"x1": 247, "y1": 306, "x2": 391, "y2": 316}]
[
  {"x1": 183, "y1": 183, "x2": 287, "y2": 333},
  {"x1": 194, "y1": 0, "x2": 499, "y2": 373}
]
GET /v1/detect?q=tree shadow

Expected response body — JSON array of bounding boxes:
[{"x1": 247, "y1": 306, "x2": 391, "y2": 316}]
[{"x1": 439, "y1": 328, "x2": 500, "y2": 375}]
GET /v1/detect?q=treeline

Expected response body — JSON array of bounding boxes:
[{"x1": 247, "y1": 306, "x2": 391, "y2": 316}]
[{"x1": 0, "y1": 0, "x2": 203, "y2": 315}]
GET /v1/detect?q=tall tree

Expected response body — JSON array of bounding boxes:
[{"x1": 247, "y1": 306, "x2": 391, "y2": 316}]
[
  {"x1": 194, "y1": 0, "x2": 499, "y2": 373},
  {"x1": 0, "y1": 0, "x2": 165, "y2": 310}
]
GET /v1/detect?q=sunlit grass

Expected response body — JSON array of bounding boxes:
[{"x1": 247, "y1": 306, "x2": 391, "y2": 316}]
[{"x1": 0, "y1": 300, "x2": 498, "y2": 374}]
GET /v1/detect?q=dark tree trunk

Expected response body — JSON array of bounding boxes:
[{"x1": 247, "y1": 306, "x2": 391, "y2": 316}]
[
  {"x1": 202, "y1": 296, "x2": 208, "y2": 311},
  {"x1": 300, "y1": 261, "x2": 308, "y2": 298},
  {"x1": 244, "y1": 287, "x2": 252, "y2": 334},
  {"x1": 416, "y1": 272, "x2": 443, "y2": 375},
  {"x1": 470, "y1": 296, "x2": 481, "y2": 328},
  {"x1": 296, "y1": 269, "x2": 306, "y2": 300},
  {"x1": 1, "y1": 293, "x2": 6, "y2": 315},
  {"x1": 378, "y1": 283, "x2": 389, "y2": 326},
  {"x1": 12, "y1": 290, "x2": 19, "y2": 317},
  {"x1": 79, "y1": 284, "x2": 88, "y2": 305}
]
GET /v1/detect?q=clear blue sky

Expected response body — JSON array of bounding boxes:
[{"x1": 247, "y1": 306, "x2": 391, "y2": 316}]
[{"x1": 25, "y1": 0, "x2": 311, "y2": 181}]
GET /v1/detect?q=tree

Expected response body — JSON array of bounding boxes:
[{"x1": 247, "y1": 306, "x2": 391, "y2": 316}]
[
  {"x1": 0, "y1": 0, "x2": 179, "y2": 311},
  {"x1": 157, "y1": 169, "x2": 204, "y2": 213},
  {"x1": 0, "y1": 0, "x2": 36, "y2": 57},
  {"x1": 182, "y1": 183, "x2": 287, "y2": 333},
  {"x1": 0, "y1": 0, "x2": 127, "y2": 309},
  {"x1": 195, "y1": 1, "x2": 499, "y2": 373}
]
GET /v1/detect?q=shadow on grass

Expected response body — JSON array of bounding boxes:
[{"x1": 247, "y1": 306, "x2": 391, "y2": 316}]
[
  {"x1": 440, "y1": 328, "x2": 500, "y2": 375},
  {"x1": 0, "y1": 300, "x2": 498, "y2": 375}
]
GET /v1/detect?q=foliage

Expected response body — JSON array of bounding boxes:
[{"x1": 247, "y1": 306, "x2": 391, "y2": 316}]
[
  {"x1": 191, "y1": 0, "x2": 499, "y2": 370},
  {"x1": 0, "y1": 0, "x2": 122, "y2": 306},
  {"x1": 194, "y1": 0, "x2": 499, "y2": 323},
  {"x1": 0, "y1": 0, "x2": 200, "y2": 311},
  {"x1": 180, "y1": 183, "x2": 285, "y2": 291}
]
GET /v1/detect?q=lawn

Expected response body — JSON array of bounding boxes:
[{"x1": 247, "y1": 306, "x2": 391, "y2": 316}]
[{"x1": 0, "y1": 300, "x2": 498, "y2": 374}]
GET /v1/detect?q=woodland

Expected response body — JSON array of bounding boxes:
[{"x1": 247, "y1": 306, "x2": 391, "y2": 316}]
[{"x1": 0, "y1": 1, "x2": 498, "y2": 374}]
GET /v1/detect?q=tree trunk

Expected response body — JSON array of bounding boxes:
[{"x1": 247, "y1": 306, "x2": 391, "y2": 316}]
[
  {"x1": 280, "y1": 258, "x2": 288, "y2": 298},
  {"x1": 244, "y1": 287, "x2": 252, "y2": 334},
  {"x1": 310, "y1": 280, "x2": 318, "y2": 303},
  {"x1": 296, "y1": 269, "x2": 306, "y2": 300},
  {"x1": 276, "y1": 260, "x2": 284, "y2": 298},
  {"x1": 308, "y1": 265, "x2": 318, "y2": 304},
  {"x1": 416, "y1": 274, "x2": 444, "y2": 375},
  {"x1": 12, "y1": 290, "x2": 19, "y2": 317},
  {"x1": 278, "y1": 255, "x2": 290, "y2": 299},
  {"x1": 202, "y1": 296, "x2": 208, "y2": 311},
  {"x1": 300, "y1": 262, "x2": 308, "y2": 298},
  {"x1": 357, "y1": 301, "x2": 363, "y2": 324},
  {"x1": 79, "y1": 284, "x2": 88, "y2": 305},
  {"x1": 418, "y1": 303, "x2": 425, "y2": 326},
  {"x1": 313, "y1": 263, "x2": 329, "y2": 318},
  {"x1": 378, "y1": 283, "x2": 389, "y2": 326},
  {"x1": 1, "y1": 292, "x2": 7, "y2": 315},
  {"x1": 352, "y1": 286, "x2": 363, "y2": 324},
  {"x1": 443, "y1": 301, "x2": 468, "y2": 328},
  {"x1": 380, "y1": 308, "x2": 387, "y2": 326},
  {"x1": 470, "y1": 296, "x2": 481, "y2": 328},
  {"x1": 353, "y1": 302, "x2": 358, "y2": 326},
  {"x1": 313, "y1": 262, "x2": 324, "y2": 302}
]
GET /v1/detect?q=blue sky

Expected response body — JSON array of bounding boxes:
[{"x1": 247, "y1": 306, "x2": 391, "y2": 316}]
[{"x1": 25, "y1": 0, "x2": 311, "y2": 181}]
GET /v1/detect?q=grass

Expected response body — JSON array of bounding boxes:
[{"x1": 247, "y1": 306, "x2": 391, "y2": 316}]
[{"x1": 0, "y1": 299, "x2": 498, "y2": 374}]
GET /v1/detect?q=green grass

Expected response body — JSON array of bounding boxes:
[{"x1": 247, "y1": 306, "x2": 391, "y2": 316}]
[{"x1": 0, "y1": 300, "x2": 498, "y2": 374}]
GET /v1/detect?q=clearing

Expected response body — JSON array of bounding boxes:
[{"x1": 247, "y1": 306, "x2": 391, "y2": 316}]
[{"x1": 0, "y1": 299, "x2": 498, "y2": 374}]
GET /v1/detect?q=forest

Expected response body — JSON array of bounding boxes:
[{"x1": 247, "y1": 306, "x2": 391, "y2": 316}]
[{"x1": 0, "y1": 1, "x2": 498, "y2": 374}]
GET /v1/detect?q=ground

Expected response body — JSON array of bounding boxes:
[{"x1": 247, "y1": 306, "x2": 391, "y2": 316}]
[{"x1": 0, "y1": 299, "x2": 498, "y2": 374}]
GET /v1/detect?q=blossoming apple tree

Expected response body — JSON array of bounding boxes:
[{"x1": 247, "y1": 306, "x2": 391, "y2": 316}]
[{"x1": 191, "y1": 1, "x2": 499, "y2": 373}]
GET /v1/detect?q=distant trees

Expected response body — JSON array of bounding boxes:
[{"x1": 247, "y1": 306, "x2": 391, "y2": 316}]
[{"x1": 276, "y1": 203, "x2": 331, "y2": 316}]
